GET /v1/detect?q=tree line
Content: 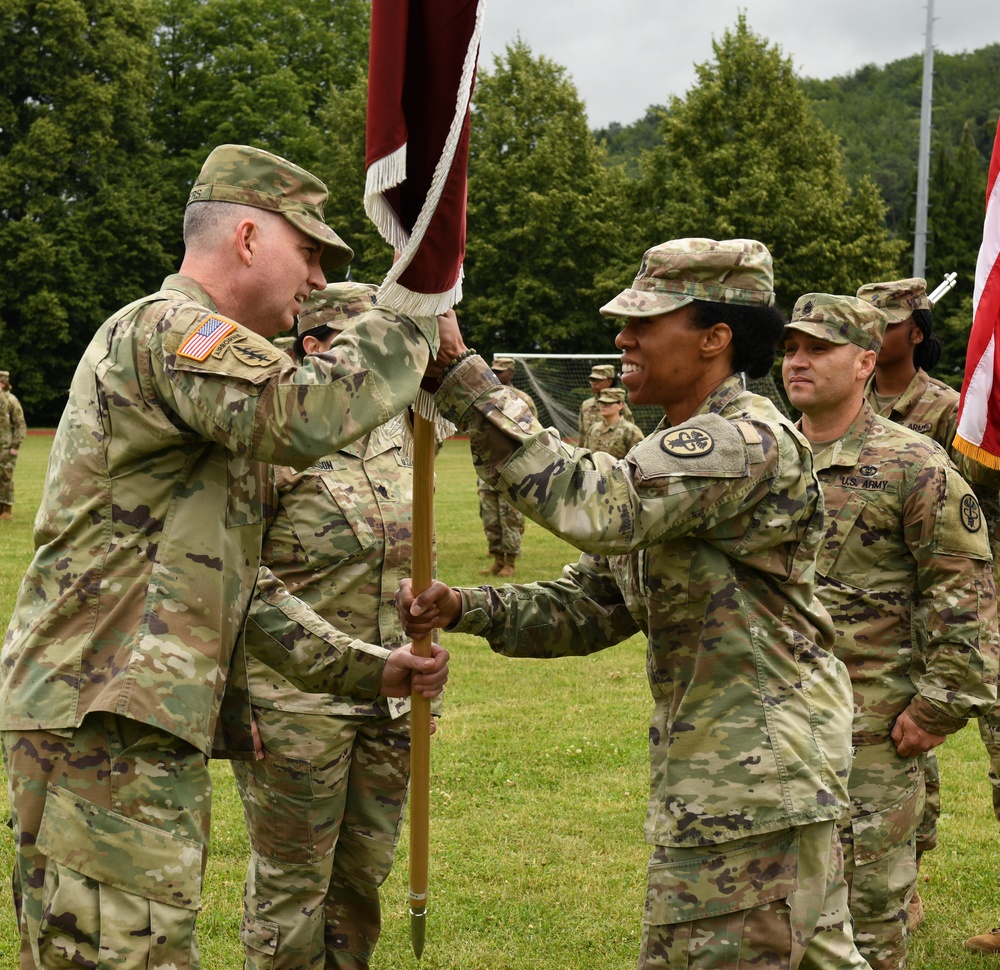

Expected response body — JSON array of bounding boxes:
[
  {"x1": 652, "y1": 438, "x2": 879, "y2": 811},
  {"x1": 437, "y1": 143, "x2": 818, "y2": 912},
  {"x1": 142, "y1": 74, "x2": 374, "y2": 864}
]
[{"x1": 1, "y1": 3, "x2": 992, "y2": 423}]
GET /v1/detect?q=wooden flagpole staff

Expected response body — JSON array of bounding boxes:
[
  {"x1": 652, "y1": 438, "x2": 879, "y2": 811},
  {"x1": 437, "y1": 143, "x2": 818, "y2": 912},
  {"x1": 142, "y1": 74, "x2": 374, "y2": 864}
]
[{"x1": 407, "y1": 389, "x2": 437, "y2": 958}]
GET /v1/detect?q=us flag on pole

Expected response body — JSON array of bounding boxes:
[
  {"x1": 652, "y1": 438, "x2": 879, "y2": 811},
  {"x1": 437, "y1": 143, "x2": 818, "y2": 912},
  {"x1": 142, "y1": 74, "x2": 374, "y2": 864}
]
[
  {"x1": 955, "y1": 119, "x2": 1000, "y2": 468},
  {"x1": 364, "y1": 0, "x2": 485, "y2": 316}
]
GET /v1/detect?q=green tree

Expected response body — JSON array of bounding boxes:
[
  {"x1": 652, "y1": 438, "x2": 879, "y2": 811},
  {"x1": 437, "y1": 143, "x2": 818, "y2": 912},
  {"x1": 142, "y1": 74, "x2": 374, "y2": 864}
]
[
  {"x1": 0, "y1": 0, "x2": 173, "y2": 424},
  {"x1": 149, "y1": 0, "x2": 372, "y2": 269},
  {"x1": 462, "y1": 40, "x2": 637, "y2": 357},
  {"x1": 635, "y1": 14, "x2": 906, "y2": 311}
]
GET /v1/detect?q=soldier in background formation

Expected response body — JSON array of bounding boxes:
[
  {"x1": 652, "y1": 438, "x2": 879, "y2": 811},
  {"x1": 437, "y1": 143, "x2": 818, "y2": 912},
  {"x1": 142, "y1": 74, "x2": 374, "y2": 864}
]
[
  {"x1": 577, "y1": 362, "x2": 634, "y2": 441},
  {"x1": 782, "y1": 293, "x2": 998, "y2": 970},
  {"x1": 0, "y1": 144, "x2": 450, "y2": 969},
  {"x1": 476, "y1": 356, "x2": 537, "y2": 578},
  {"x1": 234, "y1": 282, "x2": 446, "y2": 970},
  {"x1": 856, "y1": 277, "x2": 1000, "y2": 937},
  {"x1": 582, "y1": 385, "x2": 644, "y2": 458},
  {"x1": 0, "y1": 369, "x2": 26, "y2": 520},
  {"x1": 401, "y1": 238, "x2": 873, "y2": 969}
]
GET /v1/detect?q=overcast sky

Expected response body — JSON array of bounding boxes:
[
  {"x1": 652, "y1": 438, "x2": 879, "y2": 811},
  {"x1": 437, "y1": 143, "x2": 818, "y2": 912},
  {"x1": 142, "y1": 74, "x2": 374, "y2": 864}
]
[{"x1": 477, "y1": 1, "x2": 1000, "y2": 129}]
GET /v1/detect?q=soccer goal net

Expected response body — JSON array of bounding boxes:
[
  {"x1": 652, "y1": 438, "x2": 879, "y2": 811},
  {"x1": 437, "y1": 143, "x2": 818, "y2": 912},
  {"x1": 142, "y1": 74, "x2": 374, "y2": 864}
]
[
  {"x1": 499, "y1": 353, "x2": 664, "y2": 442},
  {"x1": 500, "y1": 353, "x2": 793, "y2": 442}
]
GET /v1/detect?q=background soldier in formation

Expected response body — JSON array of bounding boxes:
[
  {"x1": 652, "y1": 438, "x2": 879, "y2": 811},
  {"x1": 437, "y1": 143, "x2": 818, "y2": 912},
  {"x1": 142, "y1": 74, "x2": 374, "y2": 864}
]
[
  {"x1": 0, "y1": 144, "x2": 450, "y2": 969},
  {"x1": 0, "y1": 369, "x2": 26, "y2": 520},
  {"x1": 857, "y1": 276, "x2": 1000, "y2": 935},
  {"x1": 234, "y1": 282, "x2": 446, "y2": 970},
  {"x1": 582, "y1": 385, "x2": 644, "y2": 458},
  {"x1": 476, "y1": 355, "x2": 537, "y2": 577},
  {"x1": 576, "y1": 362, "x2": 633, "y2": 441},
  {"x1": 782, "y1": 293, "x2": 998, "y2": 970},
  {"x1": 401, "y1": 238, "x2": 872, "y2": 969}
]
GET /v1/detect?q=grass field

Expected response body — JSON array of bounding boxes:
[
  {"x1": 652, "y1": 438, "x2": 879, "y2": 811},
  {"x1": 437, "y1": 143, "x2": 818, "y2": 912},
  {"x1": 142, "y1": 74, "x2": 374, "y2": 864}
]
[{"x1": 1, "y1": 434, "x2": 1000, "y2": 969}]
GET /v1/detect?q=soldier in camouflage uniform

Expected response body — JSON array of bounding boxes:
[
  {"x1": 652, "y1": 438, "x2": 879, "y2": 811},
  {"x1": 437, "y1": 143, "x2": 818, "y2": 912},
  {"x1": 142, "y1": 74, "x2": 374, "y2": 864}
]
[
  {"x1": 477, "y1": 356, "x2": 537, "y2": 578},
  {"x1": 857, "y1": 277, "x2": 1000, "y2": 936},
  {"x1": 0, "y1": 370, "x2": 26, "y2": 519},
  {"x1": 577, "y1": 362, "x2": 634, "y2": 441},
  {"x1": 782, "y1": 293, "x2": 998, "y2": 970},
  {"x1": 400, "y1": 239, "x2": 873, "y2": 969},
  {"x1": 583, "y1": 386, "x2": 644, "y2": 458},
  {"x1": 232, "y1": 281, "x2": 444, "y2": 970},
  {"x1": 0, "y1": 145, "x2": 451, "y2": 970}
]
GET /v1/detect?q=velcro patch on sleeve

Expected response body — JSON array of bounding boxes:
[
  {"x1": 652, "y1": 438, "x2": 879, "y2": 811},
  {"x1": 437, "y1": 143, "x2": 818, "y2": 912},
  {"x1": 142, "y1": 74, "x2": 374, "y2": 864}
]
[
  {"x1": 178, "y1": 314, "x2": 237, "y2": 361},
  {"x1": 631, "y1": 413, "x2": 749, "y2": 483}
]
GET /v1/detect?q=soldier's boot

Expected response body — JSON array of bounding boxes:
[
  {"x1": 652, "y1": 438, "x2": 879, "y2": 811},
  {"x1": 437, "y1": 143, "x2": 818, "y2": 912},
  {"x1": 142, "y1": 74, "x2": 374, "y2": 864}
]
[
  {"x1": 0, "y1": 504, "x2": 11, "y2": 520},
  {"x1": 964, "y1": 928, "x2": 1000, "y2": 953},
  {"x1": 496, "y1": 554, "x2": 516, "y2": 578},
  {"x1": 480, "y1": 555, "x2": 503, "y2": 576}
]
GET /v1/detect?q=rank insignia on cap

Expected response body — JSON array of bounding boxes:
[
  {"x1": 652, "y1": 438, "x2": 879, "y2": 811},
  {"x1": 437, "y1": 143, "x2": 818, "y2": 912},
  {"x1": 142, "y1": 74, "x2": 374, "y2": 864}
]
[
  {"x1": 178, "y1": 315, "x2": 237, "y2": 361},
  {"x1": 660, "y1": 427, "x2": 715, "y2": 457},
  {"x1": 961, "y1": 494, "x2": 983, "y2": 533}
]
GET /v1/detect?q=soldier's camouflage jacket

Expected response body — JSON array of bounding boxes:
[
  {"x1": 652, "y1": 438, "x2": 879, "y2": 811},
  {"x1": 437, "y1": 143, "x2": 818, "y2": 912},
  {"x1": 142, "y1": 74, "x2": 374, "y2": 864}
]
[
  {"x1": 583, "y1": 417, "x2": 645, "y2": 460},
  {"x1": 0, "y1": 275, "x2": 438, "y2": 756},
  {"x1": 577, "y1": 394, "x2": 634, "y2": 442},
  {"x1": 440, "y1": 358, "x2": 854, "y2": 848},
  {"x1": 0, "y1": 388, "x2": 26, "y2": 451},
  {"x1": 808, "y1": 401, "x2": 998, "y2": 741},
  {"x1": 866, "y1": 368, "x2": 1000, "y2": 561},
  {"x1": 246, "y1": 415, "x2": 416, "y2": 719}
]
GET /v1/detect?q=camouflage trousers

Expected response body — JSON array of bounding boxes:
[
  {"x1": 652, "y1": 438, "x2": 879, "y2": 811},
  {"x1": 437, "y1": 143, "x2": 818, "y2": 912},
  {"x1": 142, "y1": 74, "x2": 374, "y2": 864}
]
[
  {"x1": 639, "y1": 820, "x2": 871, "y2": 969},
  {"x1": 231, "y1": 706, "x2": 411, "y2": 970},
  {"x1": 839, "y1": 740, "x2": 924, "y2": 970},
  {"x1": 477, "y1": 478, "x2": 525, "y2": 557},
  {"x1": 0, "y1": 450, "x2": 17, "y2": 505},
  {"x1": 914, "y1": 749, "x2": 940, "y2": 858},
  {"x1": 2, "y1": 714, "x2": 210, "y2": 969}
]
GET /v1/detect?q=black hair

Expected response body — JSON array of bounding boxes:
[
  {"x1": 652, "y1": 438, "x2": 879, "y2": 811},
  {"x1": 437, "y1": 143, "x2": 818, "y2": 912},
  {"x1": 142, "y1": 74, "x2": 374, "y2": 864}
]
[
  {"x1": 911, "y1": 308, "x2": 943, "y2": 372},
  {"x1": 293, "y1": 324, "x2": 337, "y2": 361},
  {"x1": 689, "y1": 299, "x2": 788, "y2": 379}
]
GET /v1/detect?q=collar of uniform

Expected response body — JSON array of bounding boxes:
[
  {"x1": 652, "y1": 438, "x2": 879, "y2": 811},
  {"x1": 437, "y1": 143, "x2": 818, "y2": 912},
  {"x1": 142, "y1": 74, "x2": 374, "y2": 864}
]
[
  {"x1": 698, "y1": 372, "x2": 747, "y2": 418},
  {"x1": 890, "y1": 368, "x2": 932, "y2": 419},
  {"x1": 159, "y1": 273, "x2": 219, "y2": 312},
  {"x1": 808, "y1": 399, "x2": 877, "y2": 472}
]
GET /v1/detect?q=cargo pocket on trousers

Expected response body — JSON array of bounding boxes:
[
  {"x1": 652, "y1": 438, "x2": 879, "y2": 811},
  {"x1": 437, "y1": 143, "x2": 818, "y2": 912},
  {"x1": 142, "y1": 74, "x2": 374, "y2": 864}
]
[
  {"x1": 644, "y1": 827, "x2": 799, "y2": 927},
  {"x1": 35, "y1": 785, "x2": 202, "y2": 966},
  {"x1": 241, "y1": 910, "x2": 280, "y2": 970},
  {"x1": 849, "y1": 783, "x2": 921, "y2": 919}
]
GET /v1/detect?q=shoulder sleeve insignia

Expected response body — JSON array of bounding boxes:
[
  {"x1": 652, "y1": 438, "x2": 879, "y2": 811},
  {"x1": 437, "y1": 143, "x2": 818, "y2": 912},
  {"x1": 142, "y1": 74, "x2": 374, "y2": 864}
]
[
  {"x1": 177, "y1": 314, "x2": 237, "y2": 361},
  {"x1": 660, "y1": 427, "x2": 715, "y2": 458},
  {"x1": 227, "y1": 341, "x2": 282, "y2": 367},
  {"x1": 961, "y1": 493, "x2": 983, "y2": 533}
]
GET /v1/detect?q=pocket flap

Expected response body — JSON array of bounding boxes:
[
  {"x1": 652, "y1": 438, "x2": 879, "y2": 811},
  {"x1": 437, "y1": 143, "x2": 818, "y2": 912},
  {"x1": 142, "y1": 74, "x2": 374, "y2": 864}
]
[
  {"x1": 240, "y1": 911, "x2": 279, "y2": 955},
  {"x1": 851, "y1": 782, "x2": 923, "y2": 867},
  {"x1": 36, "y1": 785, "x2": 202, "y2": 910},
  {"x1": 645, "y1": 828, "x2": 798, "y2": 926}
]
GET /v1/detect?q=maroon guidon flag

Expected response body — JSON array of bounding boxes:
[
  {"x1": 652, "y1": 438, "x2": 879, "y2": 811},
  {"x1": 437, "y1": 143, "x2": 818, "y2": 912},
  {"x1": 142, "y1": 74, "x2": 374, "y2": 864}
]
[
  {"x1": 365, "y1": 0, "x2": 485, "y2": 315},
  {"x1": 955, "y1": 119, "x2": 1000, "y2": 467}
]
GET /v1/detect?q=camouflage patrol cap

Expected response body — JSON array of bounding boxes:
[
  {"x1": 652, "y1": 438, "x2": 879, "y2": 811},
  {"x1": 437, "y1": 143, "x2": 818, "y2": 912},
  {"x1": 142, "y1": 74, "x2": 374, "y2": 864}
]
[
  {"x1": 597, "y1": 387, "x2": 627, "y2": 404},
  {"x1": 600, "y1": 238, "x2": 775, "y2": 318},
  {"x1": 187, "y1": 144, "x2": 353, "y2": 272},
  {"x1": 589, "y1": 364, "x2": 616, "y2": 380},
  {"x1": 491, "y1": 356, "x2": 516, "y2": 372},
  {"x1": 297, "y1": 282, "x2": 379, "y2": 336},
  {"x1": 0, "y1": 371, "x2": 8, "y2": 381},
  {"x1": 787, "y1": 293, "x2": 888, "y2": 352},
  {"x1": 855, "y1": 278, "x2": 931, "y2": 322}
]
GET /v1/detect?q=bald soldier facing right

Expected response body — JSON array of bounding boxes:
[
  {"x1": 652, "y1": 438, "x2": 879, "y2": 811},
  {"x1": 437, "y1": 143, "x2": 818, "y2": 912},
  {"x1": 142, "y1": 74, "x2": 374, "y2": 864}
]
[
  {"x1": 0, "y1": 144, "x2": 450, "y2": 969},
  {"x1": 782, "y1": 293, "x2": 998, "y2": 970}
]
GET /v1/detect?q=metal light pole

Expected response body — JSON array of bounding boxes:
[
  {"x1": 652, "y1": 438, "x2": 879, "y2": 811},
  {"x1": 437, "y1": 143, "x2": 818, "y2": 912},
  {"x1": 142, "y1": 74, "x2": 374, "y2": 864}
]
[{"x1": 913, "y1": 0, "x2": 935, "y2": 278}]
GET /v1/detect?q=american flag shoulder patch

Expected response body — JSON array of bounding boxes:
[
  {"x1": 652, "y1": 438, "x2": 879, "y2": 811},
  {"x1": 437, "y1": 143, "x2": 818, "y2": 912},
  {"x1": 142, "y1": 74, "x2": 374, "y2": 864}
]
[{"x1": 178, "y1": 314, "x2": 238, "y2": 361}]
